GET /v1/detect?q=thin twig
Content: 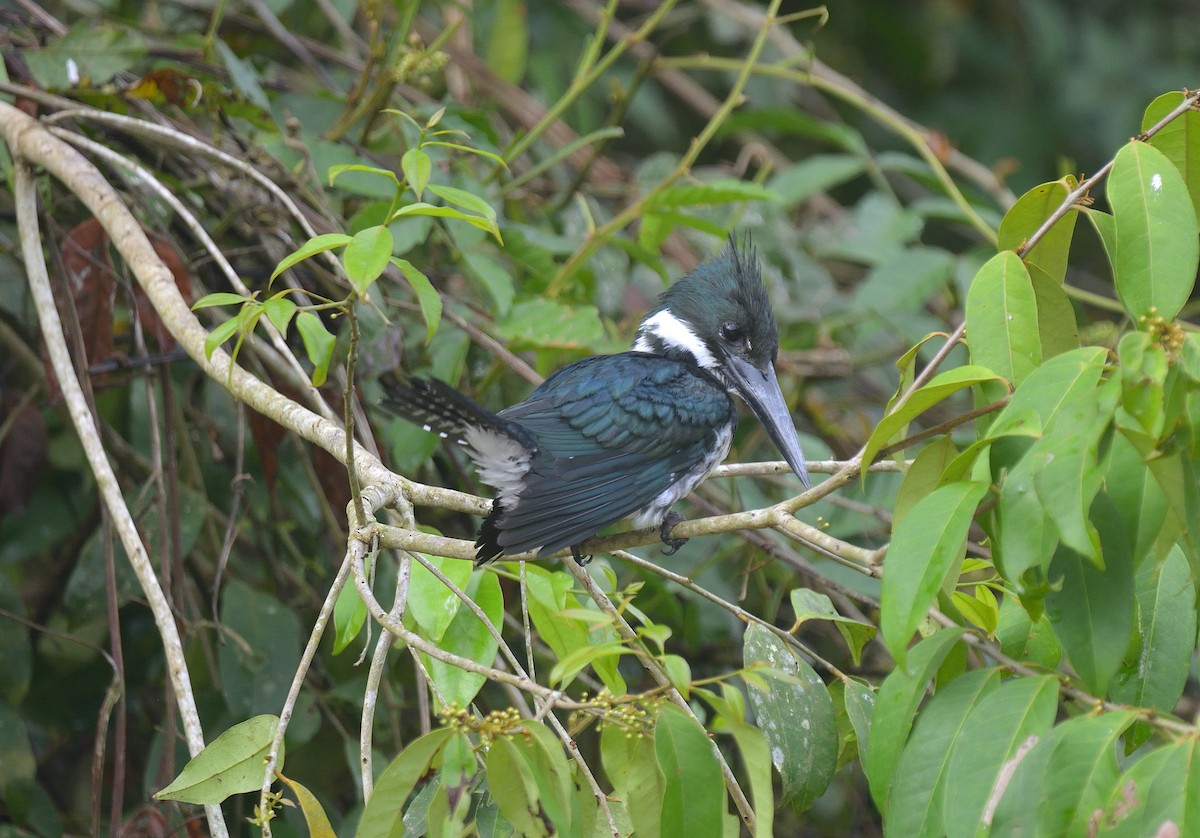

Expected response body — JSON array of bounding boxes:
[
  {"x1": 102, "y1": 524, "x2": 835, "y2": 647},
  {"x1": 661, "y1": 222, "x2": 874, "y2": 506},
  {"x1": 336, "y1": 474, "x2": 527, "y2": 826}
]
[
  {"x1": 348, "y1": 542, "x2": 603, "y2": 709},
  {"x1": 258, "y1": 547, "x2": 356, "y2": 836},
  {"x1": 560, "y1": 557, "x2": 758, "y2": 831},
  {"x1": 361, "y1": 543, "x2": 410, "y2": 801}
]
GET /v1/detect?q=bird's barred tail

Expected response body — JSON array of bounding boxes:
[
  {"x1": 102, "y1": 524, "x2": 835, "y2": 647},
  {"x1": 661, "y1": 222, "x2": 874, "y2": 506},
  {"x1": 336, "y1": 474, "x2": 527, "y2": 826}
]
[
  {"x1": 379, "y1": 373, "x2": 532, "y2": 566},
  {"x1": 379, "y1": 373, "x2": 510, "y2": 445}
]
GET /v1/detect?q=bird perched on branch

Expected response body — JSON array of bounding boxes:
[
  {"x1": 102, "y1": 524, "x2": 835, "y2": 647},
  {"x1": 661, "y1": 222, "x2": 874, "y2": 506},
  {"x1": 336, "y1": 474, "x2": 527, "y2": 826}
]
[{"x1": 380, "y1": 238, "x2": 810, "y2": 564}]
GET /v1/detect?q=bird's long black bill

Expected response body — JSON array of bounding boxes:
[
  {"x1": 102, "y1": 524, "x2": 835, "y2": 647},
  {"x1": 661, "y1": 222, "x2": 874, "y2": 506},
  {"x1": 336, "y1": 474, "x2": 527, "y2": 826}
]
[{"x1": 725, "y1": 355, "x2": 810, "y2": 489}]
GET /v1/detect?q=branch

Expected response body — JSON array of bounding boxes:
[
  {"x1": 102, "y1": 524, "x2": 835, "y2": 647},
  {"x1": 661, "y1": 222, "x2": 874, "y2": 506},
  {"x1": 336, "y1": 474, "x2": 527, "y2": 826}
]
[
  {"x1": 559, "y1": 558, "x2": 757, "y2": 830},
  {"x1": 0, "y1": 103, "x2": 405, "y2": 495},
  {"x1": 46, "y1": 126, "x2": 338, "y2": 424},
  {"x1": 5, "y1": 127, "x2": 228, "y2": 838},
  {"x1": 1018, "y1": 88, "x2": 1200, "y2": 259},
  {"x1": 346, "y1": 540, "x2": 608, "y2": 709}
]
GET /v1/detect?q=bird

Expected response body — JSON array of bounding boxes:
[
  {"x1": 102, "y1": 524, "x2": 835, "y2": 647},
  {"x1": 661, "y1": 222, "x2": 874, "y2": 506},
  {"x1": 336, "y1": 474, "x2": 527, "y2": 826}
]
[{"x1": 379, "y1": 238, "x2": 810, "y2": 565}]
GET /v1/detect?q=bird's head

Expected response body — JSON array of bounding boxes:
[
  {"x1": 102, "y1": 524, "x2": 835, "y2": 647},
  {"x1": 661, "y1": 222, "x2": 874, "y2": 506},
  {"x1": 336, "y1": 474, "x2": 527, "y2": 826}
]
[{"x1": 633, "y1": 239, "x2": 811, "y2": 488}]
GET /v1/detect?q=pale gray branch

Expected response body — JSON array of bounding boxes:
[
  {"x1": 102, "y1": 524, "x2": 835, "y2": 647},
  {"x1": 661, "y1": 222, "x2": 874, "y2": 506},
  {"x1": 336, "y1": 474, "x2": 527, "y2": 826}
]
[{"x1": 5, "y1": 120, "x2": 228, "y2": 838}]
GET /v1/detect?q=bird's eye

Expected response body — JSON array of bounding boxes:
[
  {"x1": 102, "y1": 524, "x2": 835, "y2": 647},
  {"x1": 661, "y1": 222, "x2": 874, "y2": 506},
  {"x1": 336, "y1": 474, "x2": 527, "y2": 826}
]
[{"x1": 719, "y1": 321, "x2": 743, "y2": 344}]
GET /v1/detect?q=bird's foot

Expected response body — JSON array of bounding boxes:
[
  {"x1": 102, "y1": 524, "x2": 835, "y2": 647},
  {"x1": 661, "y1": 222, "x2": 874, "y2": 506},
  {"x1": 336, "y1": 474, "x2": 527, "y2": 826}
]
[
  {"x1": 570, "y1": 545, "x2": 593, "y2": 566},
  {"x1": 659, "y1": 512, "x2": 688, "y2": 556}
]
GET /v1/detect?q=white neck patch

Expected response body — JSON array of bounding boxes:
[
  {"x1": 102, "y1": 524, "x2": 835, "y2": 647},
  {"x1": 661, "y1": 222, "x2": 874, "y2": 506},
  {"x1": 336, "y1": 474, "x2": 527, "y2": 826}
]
[{"x1": 632, "y1": 309, "x2": 718, "y2": 369}]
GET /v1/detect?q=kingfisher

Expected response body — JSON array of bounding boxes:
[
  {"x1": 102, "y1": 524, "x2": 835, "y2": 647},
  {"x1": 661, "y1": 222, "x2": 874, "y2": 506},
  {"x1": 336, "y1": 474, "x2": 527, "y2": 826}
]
[{"x1": 380, "y1": 239, "x2": 810, "y2": 564}]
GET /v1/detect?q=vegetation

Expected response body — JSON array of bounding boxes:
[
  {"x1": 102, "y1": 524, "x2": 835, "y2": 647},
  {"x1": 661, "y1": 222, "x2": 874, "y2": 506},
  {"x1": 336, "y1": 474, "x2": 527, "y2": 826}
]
[{"x1": 1, "y1": 1, "x2": 1199, "y2": 836}]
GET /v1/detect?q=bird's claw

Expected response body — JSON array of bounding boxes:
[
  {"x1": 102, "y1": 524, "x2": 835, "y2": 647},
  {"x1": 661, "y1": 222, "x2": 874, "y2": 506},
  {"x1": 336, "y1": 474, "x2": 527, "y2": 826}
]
[
  {"x1": 570, "y1": 545, "x2": 593, "y2": 566},
  {"x1": 659, "y1": 512, "x2": 688, "y2": 556}
]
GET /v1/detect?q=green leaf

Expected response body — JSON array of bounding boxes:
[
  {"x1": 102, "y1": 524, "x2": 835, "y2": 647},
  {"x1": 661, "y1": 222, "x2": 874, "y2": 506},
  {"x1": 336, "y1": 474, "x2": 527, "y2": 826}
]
[
  {"x1": 328, "y1": 163, "x2": 400, "y2": 187},
  {"x1": 701, "y1": 686, "x2": 775, "y2": 838},
  {"x1": 881, "y1": 482, "x2": 989, "y2": 667},
  {"x1": 0, "y1": 583, "x2": 31, "y2": 705},
  {"x1": 767, "y1": 154, "x2": 867, "y2": 207},
  {"x1": 486, "y1": 737, "x2": 547, "y2": 837},
  {"x1": 1087, "y1": 207, "x2": 1119, "y2": 271},
  {"x1": 462, "y1": 251, "x2": 515, "y2": 314},
  {"x1": 427, "y1": 184, "x2": 499, "y2": 228},
  {"x1": 438, "y1": 729, "x2": 477, "y2": 793},
  {"x1": 192, "y1": 292, "x2": 250, "y2": 310},
  {"x1": 1109, "y1": 546, "x2": 1195, "y2": 734},
  {"x1": 1143, "y1": 449, "x2": 1200, "y2": 578},
  {"x1": 217, "y1": 581, "x2": 302, "y2": 718},
  {"x1": 789, "y1": 589, "x2": 876, "y2": 666},
  {"x1": 1031, "y1": 376, "x2": 1119, "y2": 563},
  {"x1": 1105, "y1": 433, "x2": 1169, "y2": 564},
  {"x1": 989, "y1": 346, "x2": 1109, "y2": 436},
  {"x1": 391, "y1": 202, "x2": 500, "y2": 240},
  {"x1": 601, "y1": 725, "x2": 664, "y2": 838},
  {"x1": 357, "y1": 728, "x2": 455, "y2": 838},
  {"x1": 523, "y1": 566, "x2": 591, "y2": 683},
  {"x1": 1100, "y1": 738, "x2": 1200, "y2": 837},
  {"x1": 843, "y1": 680, "x2": 876, "y2": 769},
  {"x1": 390, "y1": 258, "x2": 443, "y2": 344},
  {"x1": 941, "y1": 674, "x2": 1059, "y2": 837},
  {"x1": 984, "y1": 705, "x2": 1123, "y2": 830},
  {"x1": 997, "y1": 177, "x2": 1079, "y2": 283},
  {"x1": 402, "y1": 148, "x2": 432, "y2": 199},
  {"x1": 331, "y1": 581, "x2": 367, "y2": 655},
  {"x1": 885, "y1": 668, "x2": 1003, "y2": 836},
  {"x1": 1045, "y1": 495, "x2": 1136, "y2": 695},
  {"x1": 894, "y1": 436, "x2": 958, "y2": 526},
  {"x1": 743, "y1": 623, "x2": 837, "y2": 811},
  {"x1": 853, "y1": 246, "x2": 956, "y2": 319},
  {"x1": 638, "y1": 209, "x2": 727, "y2": 251},
  {"x1": 865, "y1": 627, "x2": 965, "y2": 815},
  {"x1": 214, "y1": 37, "x2": 270, "y2": 111},
  {"x1": 862, "y1": 365, "x2": 1003, "y2": 470},
  {"x1": 1028, "y1": 267, "x2": 1079, "y2": 359},
  {"x1": 271, "y1": 233, "x2": 353, "y2": 281},
  {"x1": 423, "y1": 141, "x2": 509, "y2": 169},
  {"x1": 966, "y1": 250, "x2": 1042, "y2": 386},
  {"x1": 1143, "y1": 91, "x2": 1200, "y2": 225},
  {"x1": 547, "y1": 640, "x2": 628, "y2": 687},
  {"x1": 407, "y1": 553, "x2": 473, "y2": 643},
  {"x1": 654, "y1": 705, "x2": 724, "y2": 838},
  {"x1": 495, "y1": 299, "x2": 606, "y2": 351},
  {"x1": 25, "y1": 22, "x2": 147, "y2": 87},
  {"x1": 154, "y1": 715, "x2": 281, "y2": 803},
  {"x1": 1119, "y1": 331, "x2": 1169, "y2": 437},
  {"x1": 0, "y1": 703, "x2": 33, "y2": 797},
  {"x1": 203, "y1": 316, "x2": 242, "y2": 361},
  {"x1": 277, "y1": 771, "x2": 336, "y2": 838},
  {"x1": 342, "y1": 225, "x2": 394, "y2": 295},
  {"x1": 660, "y1": 655, "x2": 692, "y2": 697},
  {"x1": 1107, "y1": 141, "x2": 1200, "y2": 320},
  {"x1": 508, "y1": 722, "x2": 576, "y2": 834},
  {"x1": 994, "y1": 450, "x2": 1059, "y2": 593},
  {"x1": 295, "y1": 311, "x2": 336, "y2": 387},
  {"x1": 262, "y1": 297, "x2": 297, "y2": 336},
  {"x1": 420, "y1": 572, "x2": 503, "y2": 709},
  {"x1": 1038, "y1": 711, "x2": 1137, "y2": 835},
  {"x1": 951, "y1": 584, "x2": 999, "y2": 636},
  {"x1": 996, "y1": 595, "x2": 1061, "y2": 669},
  {"x1": 647, "y1": 178, "x2": 778, "y2": 208}
]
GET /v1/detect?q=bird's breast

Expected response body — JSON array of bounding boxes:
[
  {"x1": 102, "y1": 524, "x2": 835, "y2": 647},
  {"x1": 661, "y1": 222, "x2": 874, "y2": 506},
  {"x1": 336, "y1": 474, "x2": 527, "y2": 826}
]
[{"x1": 632, "y1": 420, "x2": 734, "y2": 528}]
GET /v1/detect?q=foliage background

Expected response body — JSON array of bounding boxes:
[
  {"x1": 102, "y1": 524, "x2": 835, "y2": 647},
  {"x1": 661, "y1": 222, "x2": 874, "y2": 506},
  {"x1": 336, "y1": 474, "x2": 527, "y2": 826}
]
[{"x1": 1, "y1": 0, "x2": 1199, "y2": 836}]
